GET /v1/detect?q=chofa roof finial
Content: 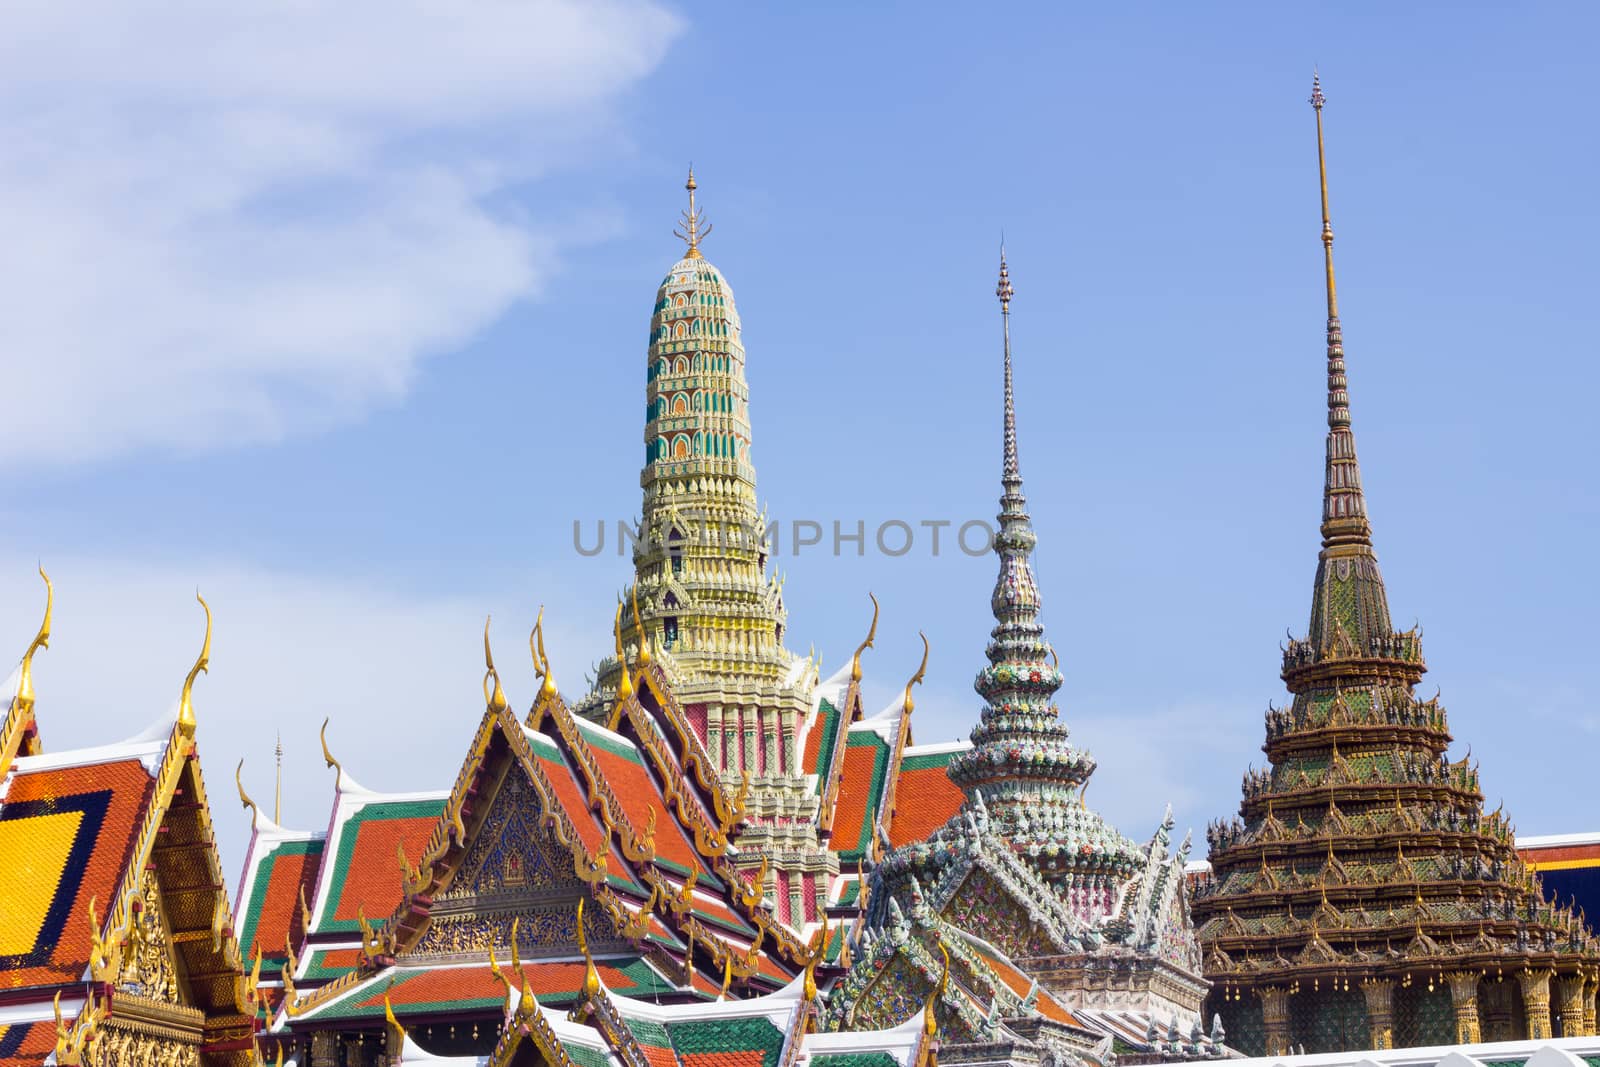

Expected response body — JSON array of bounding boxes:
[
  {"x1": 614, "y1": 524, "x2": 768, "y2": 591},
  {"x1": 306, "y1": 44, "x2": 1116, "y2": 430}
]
[
  {"x1": 178, "y1": 592, "x2": 211, "y2": 738},
  {"x1": 850, "y1": 592, "x2": 879, "y2": 684},
  {"x1": 14, "y1": 564, "x2": 51, "y2": 713}
]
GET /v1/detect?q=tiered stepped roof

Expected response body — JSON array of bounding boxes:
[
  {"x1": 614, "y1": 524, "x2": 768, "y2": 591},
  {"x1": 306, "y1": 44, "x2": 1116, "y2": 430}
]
[
  {"x1": 0, "y1": 578, "x2": 254, "y2": 1066},
  {"x1": 1189, "y1": 79, "x2": 1599, "y2": 1056}
]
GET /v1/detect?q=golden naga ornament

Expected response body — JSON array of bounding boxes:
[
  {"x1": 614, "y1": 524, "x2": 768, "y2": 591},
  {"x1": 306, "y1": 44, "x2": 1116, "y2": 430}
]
[
  {"x1": 713, "y1": 770, "x2": 750, "y2": 834},
  {"x1": 483, "y1": 615, "x2": 509, "y2": 714},
  {"x1": 850, "y1": 591, "x2": 878, "y2": 684},
  {"x1": 631, "y1": 584, "x2": 651, "y2": 666},
  {"x1": 671, "y1": 870, "x2": 699, "y2": 915},
  {"x1": 576, "y1": 899, "x2": 601, "y2": 999},
  {"x1": 15, "y1": 564, "x2": 51, "y2": 714},
  {"x1": 530, "y1": 604, "x2": 558, "y2": 702},
  {"x1": 737, "y1": 856, "x2": 769, "y2": 909},
  {"x1": 612, "y1": 601, "x2": 634, "y2": 703},
  {"x1": 620, "y1": 884, "x2": 659, "y2": 941},
  {"x1": 622, "y1": 806, "x2": 657, "y2": 863},
  {"x1": 178, "y1": 591, "x2": 211, "y2": 738}
]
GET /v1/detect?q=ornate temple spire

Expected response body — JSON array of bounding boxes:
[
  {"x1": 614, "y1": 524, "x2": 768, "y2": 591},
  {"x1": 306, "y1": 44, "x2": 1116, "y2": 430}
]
[
  {"x1": 988, "y1": 247, "x2": 1044, "y2": 651},
  {"x1": 1312, "y1": 73, "x2": 1372, "y2": 553},
  {"x1": 947, "y1": 252, "x2": 1110, "y2": 866},
  {"x1": 619, "y1": 169, "x2": 790, "y2": 693},
  {"x1": 1300, "y1": 76, "x2": 1396, "y2": 658},
  {"x1": 674, "y1": 166, "x2": 712, "y2": 260},
  {"x1": 1191, "y1": 82, "x2": 1597, "y2": 1056}
]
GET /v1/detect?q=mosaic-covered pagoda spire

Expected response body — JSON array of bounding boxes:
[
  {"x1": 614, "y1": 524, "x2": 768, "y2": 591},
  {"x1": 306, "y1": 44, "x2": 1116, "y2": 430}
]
[
  {"x1": 847, "y1": 257, "x2": 1208, "y2": 1034},
  {"x1": 591, "y1": 170, "x2": 830, "y2": 912},
  {"x1": 945, "y1": 251, "x2": 1129, "y2": 879},
  {"x1": 1191, "y1": 78, "x2": 1599, "y2": 1058},
  {"x1": 622, "y1": 167, "x2": 789, "y2": 684}
]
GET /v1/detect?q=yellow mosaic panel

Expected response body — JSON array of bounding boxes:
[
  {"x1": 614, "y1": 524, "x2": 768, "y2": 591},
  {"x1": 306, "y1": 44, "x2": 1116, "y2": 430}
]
[{"x1": 0, "y1": 810, "x2": 85, "y2": 955}]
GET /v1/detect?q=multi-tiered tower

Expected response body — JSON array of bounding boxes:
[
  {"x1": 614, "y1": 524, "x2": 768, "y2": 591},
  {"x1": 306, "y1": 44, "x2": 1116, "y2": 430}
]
[
  {"x1": 1190, "y1": 78, "x2": 1599, "y2": 1056},
  {"x1": 829, "y1": 256, "x2": 1208, "y2": 1049},
  {"x1": 584, "y1": 170, "x2": 835, "y2": 920}
]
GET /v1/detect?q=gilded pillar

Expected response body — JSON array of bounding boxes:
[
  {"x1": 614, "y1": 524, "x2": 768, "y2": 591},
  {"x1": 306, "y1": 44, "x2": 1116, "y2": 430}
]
[
  {"x1": 311, "y1": 1031, "x2": 339, "y2": 1067},
  {"x1": 1447, "y1": 972, "x2": 1482, "y2": 1044},
  {"x1": 1519, "y1": 968, "x2": 1554, "y2": 1040},
  {"x1": 1258, "y1": 985, "x2": 1291, "y2": 1057},
  {"x1": 1361, "y1": 978, "x2": 1395, "y2": 1050},
  {"x1": 1584, "y1": 973, "x2": 1598, "y2": 1036},
  {"x1": 1557, "y1": 973, "x2": 1588, "y2": 1037},
  {"x1": 1481, "y1": 978, "x2": 1516, "y2": 1043}
]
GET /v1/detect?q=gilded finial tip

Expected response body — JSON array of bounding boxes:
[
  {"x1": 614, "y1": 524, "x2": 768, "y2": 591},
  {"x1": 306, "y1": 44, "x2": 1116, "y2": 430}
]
[
  {"x1": 1310, "y1": 70, "x2": 1326, "y2": 110},
  {"x1": 16, "y1": 565, "x2": 52, "y2": 709},
  {"x1": 674, "y1": 166, "x2": 711, "y2": 258},
  {"x1": 996, "y1": 250, "x2": 1014, "y2": 308},
  {"x1": 178, "y1": 592, "x2": 212, "y2": 736}
]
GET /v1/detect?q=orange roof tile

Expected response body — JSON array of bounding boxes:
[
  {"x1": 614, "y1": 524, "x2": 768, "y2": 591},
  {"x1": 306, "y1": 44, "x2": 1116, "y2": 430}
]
[
  {"x1": 584, "y1": 733, "x2": 705, "y2": 880},
  {"x1": 829, "y1": 739, "x2": 887, "y2": 859},
  {"x1": 887, "y1": 764, "x2": 965, "y2": 848},
  {"x1": 238, "y1": 839, "x2": 321, "y2": 972},
  {"x1": 317, "y1": 798, "x2": 444, "y2": 933},
  {"x1": 0, "y1": 1019, "x2": 56, "y2": 1064},
  {"x1": 0, "y1": 758, "x2": 155, "y2": 991}
]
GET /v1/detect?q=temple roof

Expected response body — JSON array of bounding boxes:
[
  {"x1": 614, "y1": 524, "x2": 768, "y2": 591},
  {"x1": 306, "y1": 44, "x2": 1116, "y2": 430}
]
[
  {"x1": 305, "y1": 776, "x2": 448, "y2": 940},
  {"x1": 0, "y1": 587, "x2": 255, "y2": 1067},
  {"x1": 233, "y1": 803, "x2": 325, "y2": 980}
]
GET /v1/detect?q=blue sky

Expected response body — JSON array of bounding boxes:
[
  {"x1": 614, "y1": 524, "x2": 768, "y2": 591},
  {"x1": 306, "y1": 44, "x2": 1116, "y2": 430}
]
[{"x1": 2, "y1": 3, "x2": 1595, "y2": 876}]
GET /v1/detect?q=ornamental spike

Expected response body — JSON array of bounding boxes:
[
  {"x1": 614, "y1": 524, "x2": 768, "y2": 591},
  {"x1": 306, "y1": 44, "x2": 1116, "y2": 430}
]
[
  {"x1": 178, "y1": 591, "x2": 211, "y2": 738},
  {"x1": 483, "y1": 615, "x2": 508, "y2": 713},
  {"x1": 850, "y1": 592, "x2": 879, "y2": 683},
  {"x1": 15, "y1": 564, "x2": 51, "y2": 712}
]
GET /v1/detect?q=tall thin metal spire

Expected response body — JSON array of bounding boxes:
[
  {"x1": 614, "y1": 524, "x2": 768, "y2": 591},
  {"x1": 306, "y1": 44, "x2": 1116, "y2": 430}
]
[
  {"x1": 1300, "y1": 74, "x2": 1393, "y2": 657},
  {"x1": 1310, "y1": 74, "x2": 1372, "y2": 551},
  {"x1": 998, "y1": 245, "x2": 1019, "y2": 479},
  {"x1": 1311, "y1": 72, "x2": 1338, "y2": 324},
  {"x1": 275, "y1": 731, "x2": 284, "y2": 824},
  {"x1": 946, "y1": 251, "x2": 1120, "y2": 882}
]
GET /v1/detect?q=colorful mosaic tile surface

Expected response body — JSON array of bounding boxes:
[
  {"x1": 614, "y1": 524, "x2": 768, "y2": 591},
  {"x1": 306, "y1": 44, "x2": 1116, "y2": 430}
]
[
  {"x1": 665, "y1": 1016, "x2": 786, "y2": 1067},
  {"x1": 0, "y1": 1020, "x2": 56, "y2": 1065},
  {"x1": 313, "y1": 959, "x2": 675, "y2": 1020},
  {"x1": 0, "y1": 759, "x2": 155, "y2": 990},
  {"x1": 238, "y1": 837, "x2": 323, "y2": 976},
  {"x1": 318, "y1": 798, "x2": 446, "y2": 934},
  {"x1": 830, "y1": 733, "x2": 889, "y2": 861},
  {"x1": 886, "y1": 750, "x2": 966, "y2": 849},
  {"x1": 575, "y1": 720, "x2": 721, "y2": 889},
  {"x1": 802, "y1": 698, "x2": 841, "y2": 780}
]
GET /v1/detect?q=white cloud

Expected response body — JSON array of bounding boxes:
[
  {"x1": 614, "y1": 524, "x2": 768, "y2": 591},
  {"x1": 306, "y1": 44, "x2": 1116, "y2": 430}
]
[
  {"x1": 0, "y1": 0, "x2": 681, "y2": 465},
  {"x1": 0, "y1": 554, "x2": 612, "y2": 882}
]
